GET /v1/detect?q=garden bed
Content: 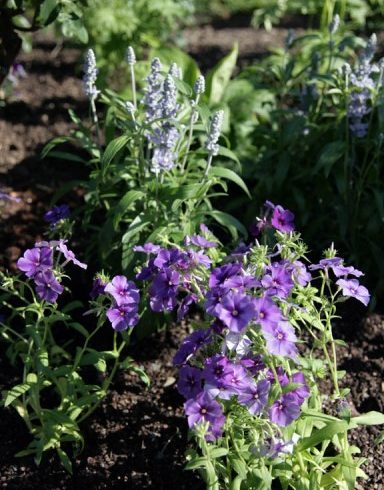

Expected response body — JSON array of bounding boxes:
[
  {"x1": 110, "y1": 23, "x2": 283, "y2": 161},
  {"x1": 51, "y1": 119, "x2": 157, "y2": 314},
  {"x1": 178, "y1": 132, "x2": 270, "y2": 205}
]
[{"x1": 0, "y1": 26, "x2": 384, "y2": 490}]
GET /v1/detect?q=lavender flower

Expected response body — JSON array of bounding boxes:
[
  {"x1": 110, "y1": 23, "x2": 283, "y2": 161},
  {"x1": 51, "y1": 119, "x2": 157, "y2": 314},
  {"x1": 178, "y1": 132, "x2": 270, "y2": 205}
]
[
  {"x1": 194, "y1": 75, "x2": 205, "y2": 95},
  {"x1": 143, "y1": 58, "x2": 162, "y2": 122},
  {"x1": 83, "y1": 49, "x2": 99, "y2": 101},
  {"x1": 126, "y1": 46, "x2": 136, "y2": 66},
  {"x1": 205, "y1": 110, "x2": 224, "y2": 156}
]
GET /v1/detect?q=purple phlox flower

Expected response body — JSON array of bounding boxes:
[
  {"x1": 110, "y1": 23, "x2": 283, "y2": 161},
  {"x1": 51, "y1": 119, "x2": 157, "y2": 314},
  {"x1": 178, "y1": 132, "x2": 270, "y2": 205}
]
[
  {"x1": 221, "y1": 363, "x2": 253, "y2": 397},
  {"x1": 240, "y1": 354, "x2": 265, "y2": 375},
  {"x1": 177, "y1": 365, "x2": 203, "y2": 399},
  {"x1": 336, "y1": 278, "x2": 370, "y2": 306},
  {"x1": 34, "y1": 270, "x2": 64, "y2": 304},
  {"x1": 17, "y1": 247, "x2": 53, "y2": 278},
  {"x1": 185, "y1": 234, "x2": 217, "y2": 248},
  {"x1": 290, "y1": 260, "x2": 312, "y2": 286},
  {"x1": 271, "y1": 205, "x2": 295, "y2": 233},
  {"x1": 253, "y1": 296, "x2": 283, "y2": 329},
  {"x1": 266, "y1": 366, "x2": 289, "y2": 386},
  {"x1": 216, "y1": 292, "x2": 255, "y2": 332},
  {"x1": 173, "y1": 329, "x2": 212, "y2": 366},
  {"x1": 264, "y1": 434, "x2": 300, "y2": 458},
  {"x1": 153, "y1": 248, "x2": 184, "y2": 270},
  {"x1": 250, "y1": 217, "x2": 268, "y2": 238},
  {"x1": 223, "y1": 331, "x2": 252, "y2": 358},
  {"x1": 224, "y1": 273, "x2": 260, "y2": 291},
  {"x1": 210, "y1": 319, "x2": 226, "y2": 334},
  {"x1": 261, "y1": 264, "x2": 294, "y2": 299},
  {"x1": 269, "y1": 393, "x2": 301, "y2": 426},
  {"x1": 106, "y1": 303, "x2": 139, "y2": 331},
  {"x1": 133, "y1": 242, "x2": 161, "y2": 254},
  {"x1": 332, "y1": 264, "x2": 364, "y2": 278},
  {"x1": 309, "y1": 257, "x2": 342, "y2": 272},
  {"x1": 34, "y1": 240, "x2": 60, "y2": 249},
  {"x1": 238, "y1": 379, "x2": 270, "y2": 415},
  {"x1": 203, "y1": 355, "x2": 230, "y2": 385},
  {"x1": 289, "y1": 372, "x2": 310, "y2": 405},
  {"x1": 186, "y1": 249, "x2": 211, "y2": 268},
  {"x1": 184, "y1": 391, "x2": 225, "y2": 438},
  {"x1": 104, "y1": 275, "x2": 140, "y2": 306},
  {"x1": 57, "y1": 241, "x2": 87, "y2": 269},
  {"x1": 205, "y1": 287, "x2": 225, "y2": 316},
  {"x1": 44, "y1": 204, "x2": 70, "y2": 225},
  {"x1": 209, "y1": 263, "x2": 243, "y2": 289},
  {"x1": 90, "y1": 277, "x2": 106, "y2": 299},
  {"x1": 177, "y1": 293, "x2": 197, "y2": 321},
  {"x1": 262, "y1": 321, "x2": 298, "y2": 359},
  {"x1": 149, "y1": 268, "x2": 180, "y2": 312},
  {"x1": 136, "y1": 258, "x2": 157, "y2": 281}
]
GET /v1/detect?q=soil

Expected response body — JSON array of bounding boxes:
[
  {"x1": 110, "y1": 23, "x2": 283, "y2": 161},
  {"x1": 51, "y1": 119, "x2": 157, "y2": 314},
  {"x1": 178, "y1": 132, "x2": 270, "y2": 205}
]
[{"x1": 0, "y1": 18, "x2": 384, "y2": 490}]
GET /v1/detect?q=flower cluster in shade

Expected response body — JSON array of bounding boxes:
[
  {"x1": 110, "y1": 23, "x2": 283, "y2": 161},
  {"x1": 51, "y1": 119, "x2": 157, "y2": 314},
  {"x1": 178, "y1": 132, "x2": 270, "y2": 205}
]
[
  {"x1": 133, "y1": 204, "x2": 370, "y2": 449},
  {"x1": 17, "y1": 239, "x2": 87, "y2": 304},
  {"x1": 345, "y1": 34, "x2": 381, "y2": 138},
  {"x1": 44, "y1": 204, "x2": 70, "y2": 226},
  {"x1": 143, "y1": 59, "x2": 181, "y2": 174}
]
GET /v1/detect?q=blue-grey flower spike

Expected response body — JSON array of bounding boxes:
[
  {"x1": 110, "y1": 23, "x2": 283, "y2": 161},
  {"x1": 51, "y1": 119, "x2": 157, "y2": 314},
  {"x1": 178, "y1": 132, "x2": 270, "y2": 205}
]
[
  {"x1": 83, "y1": 48, "x2": 99, "y2": 101},
  {"x1": 126, "y1": 46, "x2": 136, "y2": 66},
  {"x1": 194, "y1": 75, "x2": 205, "y2": 95},
  {"x1": 205, "y1": 110, "x2": 224, "y2": 156},
  {"x1": 329, "y1": 14, "x2": 340, "y2": 35},
  {"x1": 169, "y1": 63, "x2": 182, "y2": 79}
]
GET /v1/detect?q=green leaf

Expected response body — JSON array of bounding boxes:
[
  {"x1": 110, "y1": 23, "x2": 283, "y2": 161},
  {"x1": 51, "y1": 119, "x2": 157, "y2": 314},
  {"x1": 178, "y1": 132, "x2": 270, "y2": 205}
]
[
  {"x1": 57, "y1": 447, "x2": 73, "y2": 474},
  {"x1": 3, "y1": 383, "x2": 30, "y2": 407},
  {"x1": 185, "y1": 456, "x2": 209, "y2": 470},
  {"x1": 350, "y1": 411, "x2": 384, "y2": 427},
  {"x1": 230, "y1": 457, "x2": 247, "y2": 479},
  {"x1": 112, "y1": 190, "x2": 145, "y2": 229},
  {"x1": 209, "y1": 166, "x2": 251, "y2": 198},
  {"x1": 297, "y1": 421, "x2": 348, "y2": 451},
  {"x1": 101, "y1": 135, "x2": 130, "y2": 177},
  {"x1": 206, "y1": 45, "x2": 238, "y2": 105},
  {"x1": 314, "y1": 141, "x2": 345, "y2": 178},
  {"x1": 37, "y1": 0, "x2": 61, "y2": 26},
  {"x1": 206, "y1": 210, "x2": 247, "y2": 239},
  {"x1": 210, "y1": 448, "x2": 229, "y2": 458}
]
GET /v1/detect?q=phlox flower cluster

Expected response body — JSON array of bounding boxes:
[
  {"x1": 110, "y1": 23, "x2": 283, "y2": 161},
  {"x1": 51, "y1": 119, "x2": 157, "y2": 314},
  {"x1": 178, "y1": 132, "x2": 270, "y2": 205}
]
[
  {"x1": 134, "y1": 202, "x2": 370, "y2": 451},
  {"x1": 17, "y1": 238, "x2": 87, "y2": 304},
  {"x1": 346, "y1": 34, "x2": 381, "y2": 138},
  {"x1": 143, "y1": 59, "x2": 181, "y2": 174}
]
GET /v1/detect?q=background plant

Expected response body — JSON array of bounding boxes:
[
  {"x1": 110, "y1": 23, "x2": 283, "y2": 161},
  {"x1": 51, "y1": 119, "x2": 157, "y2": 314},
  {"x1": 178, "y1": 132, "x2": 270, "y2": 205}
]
[{"x1": 43, "y1": 48, "x2": 249, "y2": 279}]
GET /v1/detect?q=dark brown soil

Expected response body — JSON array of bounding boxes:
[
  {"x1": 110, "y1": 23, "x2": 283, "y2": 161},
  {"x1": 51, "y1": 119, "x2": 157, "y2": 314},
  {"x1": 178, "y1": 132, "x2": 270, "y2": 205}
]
[{"x1": 0, "y1": 21, "x2": 384, "y2": 490}]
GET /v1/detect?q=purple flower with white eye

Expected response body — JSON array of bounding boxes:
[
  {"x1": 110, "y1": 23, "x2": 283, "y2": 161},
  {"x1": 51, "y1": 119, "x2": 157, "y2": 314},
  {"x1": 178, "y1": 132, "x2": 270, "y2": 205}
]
[
  {"x1": 34, "y1": 270, "x2": 64, "y2": 303},
  {"x1": 57, "y1": 241, "x2": 87, "y2": 269},
  {"x1": 173, "y1": 329, "x2": 212, "y2": 366},
  {"x1": 17, "y1": 247, "x2": 53, "y2": 278},
  {"x1": 90, "y1": 277, "x2": 106, "y2": 299},
  {"x1": 104, "y1": 275, "x2": 140, "y2": 306},
  {"x1": 216, "y1": 292, "x2": 255, "y2": 332},
  {"x1": 149, "y1": 269, "x2": 180, "y2": 312},
  {"x1": 336, "y1": 278, "x2": 370, "y2": 306},
  {"x1": 261, "y1": 264, "x2": 294, "y2": 298},
  {"x1": 184, "y1": 392, "x2": 225, "y2": 439},
  {"x1": 253, "y1": 296, "x2": 282, "y2": 329},
  {"x1": 44, "y1": 204, "x2": 70, "y2": 225},
  {"x1": 269, "y1": 393, "x2": 301, "y2": 426},
  {"x1": 221, "y1": 363, "x2": 252, "y2": 396},
  {"x1": 177, "y1": 366, "x2": 203, "y2": 399},
  {"x1": 238, "y1": 379, "x2": 270, "y2": 415},
  {"x1": 271, "y1": 205, "x2": 295, "y2": 232},
  {"x1": 262, "y1": 321, "x2": 298, "y2": 359},
  {"x1": 106, "y1": 303, "x2": 139, "y2": 331},
  {"x1": 133, "y1": 243, "x2": 161, "y2": 254}
]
